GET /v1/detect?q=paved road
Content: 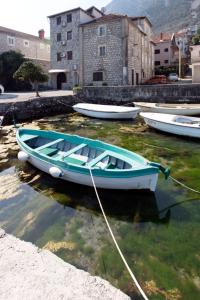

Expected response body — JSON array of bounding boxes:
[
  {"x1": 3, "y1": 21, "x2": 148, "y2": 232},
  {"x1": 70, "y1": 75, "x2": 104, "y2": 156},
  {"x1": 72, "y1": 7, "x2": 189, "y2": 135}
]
[{"x1": 0, "y1": 90, "x2": 73, "y2": 103}]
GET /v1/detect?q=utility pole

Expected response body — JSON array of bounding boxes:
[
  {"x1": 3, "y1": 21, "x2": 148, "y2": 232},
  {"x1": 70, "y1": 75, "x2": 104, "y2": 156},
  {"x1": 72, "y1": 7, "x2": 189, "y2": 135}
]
[{"x1": 179, "y1": 40, "x2": 182, "y2": 79}]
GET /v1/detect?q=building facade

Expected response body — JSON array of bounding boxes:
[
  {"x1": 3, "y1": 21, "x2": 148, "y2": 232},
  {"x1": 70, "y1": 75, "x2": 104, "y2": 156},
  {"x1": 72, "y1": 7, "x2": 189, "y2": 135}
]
[
  {"x1": 190, "y1": 44, "x2": 200, "y2": 83},
  {"x1": 0, "y1": 26, "x2": 50, "y2": 73},
  {"x1": 48, "y1": 7, "x2": 154, "y2": 89}
]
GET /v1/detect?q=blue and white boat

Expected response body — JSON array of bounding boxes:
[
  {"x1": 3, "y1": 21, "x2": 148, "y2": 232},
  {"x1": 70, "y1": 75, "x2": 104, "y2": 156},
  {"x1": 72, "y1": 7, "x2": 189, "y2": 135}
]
[{"x1": 16, "y1": 128, "x2": 170, "y2": 191}]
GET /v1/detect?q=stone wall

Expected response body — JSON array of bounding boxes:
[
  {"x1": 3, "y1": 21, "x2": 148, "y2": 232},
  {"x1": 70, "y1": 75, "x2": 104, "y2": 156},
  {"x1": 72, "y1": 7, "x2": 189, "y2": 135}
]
[
  {"x1": 80, "y1": 85, "x2": 200, "y2": 103},
  {"x1": 0, "y1": 96, "x2": 77, "y2": 125}
]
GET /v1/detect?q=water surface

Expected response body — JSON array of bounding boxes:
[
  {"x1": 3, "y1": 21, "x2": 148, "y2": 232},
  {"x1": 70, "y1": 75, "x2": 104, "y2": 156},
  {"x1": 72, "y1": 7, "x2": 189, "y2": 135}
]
[{"x1": 0, "y1": 113, "x2": 200, "y2": 299}]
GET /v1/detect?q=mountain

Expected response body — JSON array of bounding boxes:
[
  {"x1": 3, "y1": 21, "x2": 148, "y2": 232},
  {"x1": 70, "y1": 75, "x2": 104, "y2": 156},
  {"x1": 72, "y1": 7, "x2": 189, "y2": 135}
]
[{"x1": 105, "y1": 0, "x2": 200, "y2": 33}]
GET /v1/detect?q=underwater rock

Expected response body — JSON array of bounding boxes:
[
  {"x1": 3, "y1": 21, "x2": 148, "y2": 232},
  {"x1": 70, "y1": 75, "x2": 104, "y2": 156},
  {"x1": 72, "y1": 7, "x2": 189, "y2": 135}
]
[{"x1": 43, "y1": 241, "x2": 76, "y2": 252}]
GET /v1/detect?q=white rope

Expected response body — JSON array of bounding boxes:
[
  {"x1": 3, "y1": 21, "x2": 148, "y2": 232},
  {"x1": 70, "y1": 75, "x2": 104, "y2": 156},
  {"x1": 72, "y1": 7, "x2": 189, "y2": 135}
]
[
  {"x1": 89, "y1": 168, "x2": 149, "y2": 300},
  {"x1": 170, "y1": 176, "x2": 200, "y2": 195}
]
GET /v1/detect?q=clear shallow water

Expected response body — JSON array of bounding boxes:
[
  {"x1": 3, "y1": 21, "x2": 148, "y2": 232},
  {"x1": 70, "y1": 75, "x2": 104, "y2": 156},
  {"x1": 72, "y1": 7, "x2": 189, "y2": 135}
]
[{"x1": 0, "y1": 113, "x2": 200, "y2": 299}]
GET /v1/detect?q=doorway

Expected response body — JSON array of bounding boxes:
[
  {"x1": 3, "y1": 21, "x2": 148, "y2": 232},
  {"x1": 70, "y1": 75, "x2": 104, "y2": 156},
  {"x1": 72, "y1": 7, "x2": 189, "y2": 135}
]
[
  {"x1": 136, "y1": 73, "x2": 139, "y2": 85},
  {"x1": 57, "y1": 73, "x2": 66, "y2": 90},
  {"x1": 132, "y1": 70, "x2": 134, "y2": 85}
]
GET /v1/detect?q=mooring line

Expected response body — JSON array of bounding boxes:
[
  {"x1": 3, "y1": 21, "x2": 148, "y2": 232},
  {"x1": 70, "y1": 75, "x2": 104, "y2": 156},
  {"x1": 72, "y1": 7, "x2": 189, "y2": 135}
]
[
  {"x1": 170, "y1": 176, "x2": 200, "y2": 195},
  {"x1": 89, "y1": 168, "x2": 149, "y2": 300}
]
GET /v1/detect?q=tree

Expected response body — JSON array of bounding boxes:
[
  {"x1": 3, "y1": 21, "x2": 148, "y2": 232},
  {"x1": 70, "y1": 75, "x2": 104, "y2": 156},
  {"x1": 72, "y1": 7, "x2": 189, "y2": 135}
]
[
  {"x1": 192, "y1": 35, "x2": 200, "y2": 45},
  {"x1": 0, "y1": 50, "x2": 28, "y2": 91},
  {"x1": 14, "y1": 61, "x2": 48, "y2": 97}
]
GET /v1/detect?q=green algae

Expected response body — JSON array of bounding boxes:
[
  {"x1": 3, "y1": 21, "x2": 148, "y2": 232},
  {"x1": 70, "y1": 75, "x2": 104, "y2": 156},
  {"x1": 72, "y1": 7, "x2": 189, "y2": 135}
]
[{"x1": 0, "y1": 113, "x2": 200, "y2": 299}]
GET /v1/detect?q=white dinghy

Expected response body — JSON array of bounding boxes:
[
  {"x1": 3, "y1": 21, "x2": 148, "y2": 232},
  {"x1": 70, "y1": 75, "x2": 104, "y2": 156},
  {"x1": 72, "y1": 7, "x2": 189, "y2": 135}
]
[
  {"x1": 140, "y1": 112, "x2": 200, "y2": 138},
  {"x1": 73, "y1": 103, "x2": 140, "y2": 119},
  {"x1": 134, "y1": 102, "x2": 200, "y2": 116}
]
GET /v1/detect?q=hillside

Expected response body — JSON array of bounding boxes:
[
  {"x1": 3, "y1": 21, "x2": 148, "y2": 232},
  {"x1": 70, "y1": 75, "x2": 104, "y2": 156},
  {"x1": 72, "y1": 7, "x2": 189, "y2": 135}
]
[{"x1": 106, "y1": 0, "x2": 200, "y2": 33}]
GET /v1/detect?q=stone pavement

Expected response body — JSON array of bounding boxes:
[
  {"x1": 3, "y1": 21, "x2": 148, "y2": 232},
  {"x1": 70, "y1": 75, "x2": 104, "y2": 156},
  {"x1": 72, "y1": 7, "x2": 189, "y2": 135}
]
[
  {"x1": 0, "y1": 90, "x2": 73, "y2": 103},
  {"x1": 0, "y1": 229, "x2": 130, "y2": 300}
]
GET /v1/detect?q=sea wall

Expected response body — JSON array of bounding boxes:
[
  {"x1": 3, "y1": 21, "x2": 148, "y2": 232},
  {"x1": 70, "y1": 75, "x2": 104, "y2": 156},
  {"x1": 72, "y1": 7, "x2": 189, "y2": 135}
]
[
  {"x1": 0, "y1": 95, "x2": 77, "y2": 124},
  {"x1": 80, "y1": 84, "x2": 200, "y2": 103},
  {"x1": 0, "y1": 229, "x2": 130, "y2": 300}
]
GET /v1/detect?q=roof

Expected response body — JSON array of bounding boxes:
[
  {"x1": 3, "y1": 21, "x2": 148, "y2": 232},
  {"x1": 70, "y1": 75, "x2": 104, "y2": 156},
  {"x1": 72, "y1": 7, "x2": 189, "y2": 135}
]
[
  {"x1": 86, "y1": 6, "x2": 104, "y2": 16},
  {"x1": 0, "y1": 26, "x2": 49, "y2": 43},
  {"x1": 48, "y1": 7, "x2": 83, "y2": 18},
  {"x1": 131, "y1": 16, "x2": 152, "y2": 27},
  {"x1": 152, "y1": 32, "x2": 173, "y2": 44},
  {"x1": 80, "y1": 13, "x2": 126, "y2": 26}
]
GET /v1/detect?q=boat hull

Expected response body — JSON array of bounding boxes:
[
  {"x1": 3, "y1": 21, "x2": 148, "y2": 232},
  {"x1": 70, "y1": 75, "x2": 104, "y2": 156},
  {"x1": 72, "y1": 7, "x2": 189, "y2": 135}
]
[
  {"x1": 141, "y1": 113, "x2": 200, "y2": 138},
  {"x1": 18, "y1": 145, "x2": 158, "y2": 191},
  {"x1": 135, "y1": 102, "x2": 200, "y2": 116},
  {"x1": 73, "y1": 106, "x2": 139, "y2": 119}
]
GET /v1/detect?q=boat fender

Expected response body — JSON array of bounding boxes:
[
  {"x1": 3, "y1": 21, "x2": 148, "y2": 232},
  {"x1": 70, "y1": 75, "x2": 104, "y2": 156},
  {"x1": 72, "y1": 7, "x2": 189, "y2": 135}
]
[
  {"x1": 49, "y1": 167, "x2": 63, "y2": 178},
  {"x1": 18, "y1": 151, "x2": 29, "y2": 162},
  {"x1": 149, "y1": 162, "x2": 170, "y2": 179}
]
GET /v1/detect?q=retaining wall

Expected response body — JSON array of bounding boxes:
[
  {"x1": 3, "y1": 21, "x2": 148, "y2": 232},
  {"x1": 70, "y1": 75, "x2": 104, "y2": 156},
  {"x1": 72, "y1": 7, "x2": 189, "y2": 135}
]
[
  {"x1": 80, "y1": 84, "x2": 200, "y2": 103},
  {"x1": 0, "y1": 96, "x2": 77, "y2": 124}
]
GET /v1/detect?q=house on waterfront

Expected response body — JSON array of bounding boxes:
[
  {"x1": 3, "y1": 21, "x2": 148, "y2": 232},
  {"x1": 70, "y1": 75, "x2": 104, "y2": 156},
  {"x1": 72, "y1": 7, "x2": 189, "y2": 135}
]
[
  {"x1": 153, "y1": 32, "x2": 190, "y2": 69},
  {"x1": 0, "y1": 26, "x2": 50, "y2": 73},
  {"x1": 190, "y1": 44, "x2": 200, "y2": 83},
  {"x1": 48, "y1": 7, "x2": 155, "y2": 89}
]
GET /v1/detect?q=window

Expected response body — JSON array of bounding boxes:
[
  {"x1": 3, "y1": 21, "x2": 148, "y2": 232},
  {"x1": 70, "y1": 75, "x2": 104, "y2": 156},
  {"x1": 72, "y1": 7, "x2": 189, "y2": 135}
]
[
  {"x1": 67, "y1": 31, "x2": 72, "y2": 40},
  {"x1": 57, "y1": 52, "x2": 61, "y2": 61},
  {"x1": 99, "y1": 46, "x2": 106, "y2": 56},
  {"x1": 98, "y1": 25, "x2": 106, "y2": 36},
  {"x1": 164, "y1": 60, "x2": 169, "y2": 64},
  {"x1": 67, "y1": 51, "x2": 73, "y2": 60},
  {"x1": 155, "y1": 49, "x2": 160, "y2": 54},
  {"x1": 164, "y1": 48, "x2": 169, "y2": 52},
  {"x1": 67, "y1": 14, "x2": 72, "y2": 23},
  {"x1": 57, "y1": 33, "x2": 61, "y2": 42},
  {"x1": 57, "y1": 17, "x2": 61, "y2": 25},
  {"x1": 40, "y1": 43, "x2": 44, "y2": 49},
  {"x1": 93, "y1": 72, "x2": 103, "y2": 81},
  {"x1": 23, "y1": 40, "x2": 29, "y2": 47},
  {"x1": 7, "y1": 36, "x2": 15, "y2": 46},
  {"x1": 155, "y1": 61, "x2": 160, "y2": 66}
]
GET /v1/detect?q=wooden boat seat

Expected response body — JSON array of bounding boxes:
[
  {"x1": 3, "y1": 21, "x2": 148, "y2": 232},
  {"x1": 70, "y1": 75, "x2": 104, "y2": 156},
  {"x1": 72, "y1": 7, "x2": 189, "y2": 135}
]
[
  {"x1": 39, "y1": 148, "x2": 58, "y2": 156},
  {"x1": 87, "y1": 151, "x2": 109, "y2": 168},
  {"x1": 21, "y1": 134, "x2": 38, "y2": 142},
  {"x1": 36, "y1": 139, "x2": 64, "y2": 152},
  {"x1": 60, "y1": 143, "x2": 87, "y2": 159}
]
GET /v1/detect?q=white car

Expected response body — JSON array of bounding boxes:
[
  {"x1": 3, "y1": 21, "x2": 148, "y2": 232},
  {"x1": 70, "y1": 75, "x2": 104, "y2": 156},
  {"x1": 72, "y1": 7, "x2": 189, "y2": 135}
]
[
  {"x1": 168, "y1": 73, "x2": 179, "y2": 82},
  {"x1": 0, "y1": 84, "x2": 4, "y2": 94}
]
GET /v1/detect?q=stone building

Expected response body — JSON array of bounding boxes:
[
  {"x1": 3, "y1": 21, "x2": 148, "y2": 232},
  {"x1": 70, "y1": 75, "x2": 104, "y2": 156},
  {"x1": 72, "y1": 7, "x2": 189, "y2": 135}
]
[
  {"x1": 48, "y1": 7, "x2": 154, "y2": 89},
  {"x1": 0, "y1": 26, "x2": 50, "y2": 73},
  {"x1": 190, "y1": 44, "x2": 200, "y2": 83}
]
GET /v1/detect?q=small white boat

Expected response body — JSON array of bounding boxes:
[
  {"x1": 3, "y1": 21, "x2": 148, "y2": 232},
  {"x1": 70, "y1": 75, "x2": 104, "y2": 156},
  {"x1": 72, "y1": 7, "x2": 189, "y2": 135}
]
[
  {"x1": 134, "y1": 102, "x2": 200, "y2": 116},
  {"x1": 140, "y1": 112, "x2": 200, "y2": 138},
  {"x1": 16, "y1": 128, "x2": 170, "y2": 191},
  {"x1": 73, "y1": 103, "x2": 140, "y2": 119}
]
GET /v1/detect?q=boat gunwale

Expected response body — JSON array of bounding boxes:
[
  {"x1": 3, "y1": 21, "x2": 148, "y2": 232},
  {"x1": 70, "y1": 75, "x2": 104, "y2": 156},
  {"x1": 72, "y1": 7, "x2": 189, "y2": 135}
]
[{"x1": 73, "y1": 104, "x2": 140, "y2": 114}]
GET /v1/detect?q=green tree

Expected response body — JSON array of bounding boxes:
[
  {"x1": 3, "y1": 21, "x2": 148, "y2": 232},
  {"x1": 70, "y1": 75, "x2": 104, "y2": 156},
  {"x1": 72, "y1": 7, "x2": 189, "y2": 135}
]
[
  {"x1": 14, "y1": 61, "x2": 48, "y2": 97},
  {"x1": 0, "y1": 50, "x2": 28, "y2": 91},
  {"x1": 192, "y1": 35, "x2": 200, "y2": 45}
]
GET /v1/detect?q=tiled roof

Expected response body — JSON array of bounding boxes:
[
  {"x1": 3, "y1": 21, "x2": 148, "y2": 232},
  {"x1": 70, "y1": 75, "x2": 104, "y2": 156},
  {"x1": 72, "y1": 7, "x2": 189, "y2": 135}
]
[
  {"x1": 80, "y1": 13, "x2": 126, "y2": 26},
  {"x1": 0, "y1": 26, "x2": 49, "y2": 43},
  {"x1": 152, "y1": 33, "x2": 173, "y2": 43}
]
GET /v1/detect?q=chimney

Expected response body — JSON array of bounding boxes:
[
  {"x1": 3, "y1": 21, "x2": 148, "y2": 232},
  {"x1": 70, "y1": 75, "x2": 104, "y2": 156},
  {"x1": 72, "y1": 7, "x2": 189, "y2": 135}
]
[
  {"x1": 160, "y1": 32, "x2": 163, "y2": 41},
  {"x1": 38, "y1": 29, "x2": 45, "y2": 39}
]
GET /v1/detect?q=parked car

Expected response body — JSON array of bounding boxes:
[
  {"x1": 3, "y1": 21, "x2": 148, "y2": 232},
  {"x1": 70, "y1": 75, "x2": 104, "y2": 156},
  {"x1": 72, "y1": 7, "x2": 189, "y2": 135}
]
[
  {"x1": 168, "y1": 73, "x2": 179, "y2": 82},
  {"x1": 0, "y1": 84, "x2": 4, "y2": 94}
]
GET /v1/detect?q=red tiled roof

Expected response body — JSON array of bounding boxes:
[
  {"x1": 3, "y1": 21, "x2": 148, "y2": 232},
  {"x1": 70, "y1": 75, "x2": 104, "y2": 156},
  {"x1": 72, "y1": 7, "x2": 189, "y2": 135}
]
[
  {"x1": 152, "y1": 32, "x2": 173, "y2": 43},
  {"x1": 0, "y1": 26, "x2": 49, "y2": 42},
  {"x1": 80, "y1": 13, "x2": 126, "y2": 26}
]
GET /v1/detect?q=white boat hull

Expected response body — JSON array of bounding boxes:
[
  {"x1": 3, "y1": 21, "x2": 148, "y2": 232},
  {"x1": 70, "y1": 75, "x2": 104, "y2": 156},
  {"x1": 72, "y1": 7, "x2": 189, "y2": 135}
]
[
  {"x1": 141, "y1": 113, "x2": 200, "y2": 138},
  {"x1": 19, "y1": 147, "x2": 158, "y2": 191},
  {"x1": 73, "y1": 104, "x2": 140, "y2": 119},
  {"x1": 134, "y1": 102, "x2": 200, "y2": 116}
]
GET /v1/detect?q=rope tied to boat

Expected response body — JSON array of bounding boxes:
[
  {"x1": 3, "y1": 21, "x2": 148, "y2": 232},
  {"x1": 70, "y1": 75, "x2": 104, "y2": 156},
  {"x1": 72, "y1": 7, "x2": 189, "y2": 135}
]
[
  {"x1": 88, "y1": 168, "x2": 149, "y2": 300},
  {"x1": 169, "y1": 176, "x2": 200, "y2": 195}
]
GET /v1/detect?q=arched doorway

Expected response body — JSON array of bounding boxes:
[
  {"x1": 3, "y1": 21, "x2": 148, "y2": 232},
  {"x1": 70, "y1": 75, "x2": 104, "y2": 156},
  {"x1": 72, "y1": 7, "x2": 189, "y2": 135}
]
[{"x1": 57, "y1": 73, "x2": 66, "y2": 90}]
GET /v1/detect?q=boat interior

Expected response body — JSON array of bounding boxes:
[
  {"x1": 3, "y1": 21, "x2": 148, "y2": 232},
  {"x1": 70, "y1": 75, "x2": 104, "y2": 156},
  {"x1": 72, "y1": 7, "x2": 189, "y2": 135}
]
[
  {"x1": 23, "y1": 135, "x2": 132, "y2": 170},
  {"x1": 174, "y1": 117, "x2": 200, "y2": 125}
]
